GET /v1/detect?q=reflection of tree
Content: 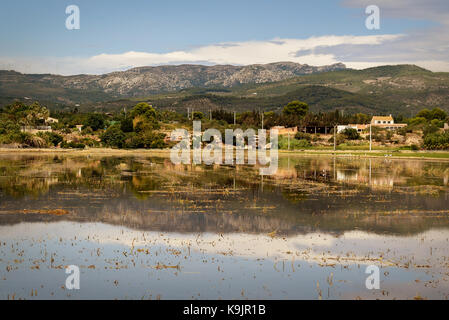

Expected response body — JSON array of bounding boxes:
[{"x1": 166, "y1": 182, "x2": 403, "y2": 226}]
[
  {"x1": 1, "y1": 155, "x2": 449, "y2": 236},
  {"x1": 281, "y1": 190, "x2": 308, "y2": 203}
]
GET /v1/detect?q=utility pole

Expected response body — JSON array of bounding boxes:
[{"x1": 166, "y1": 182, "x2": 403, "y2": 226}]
[
  {"x1": 234, "y1": 111, "x2": 236, "y2": 125},
  {"x1": 369, "y1": 123, "x2": 372, "y2": 151},
  {"x1": 209, "y1": 109, "x2": 212, "y2": 121},
  {"x1": 261, "y1": 111, "x2": 264, "y2": 130},
  {"x1": 288, "y1": 133, "x2": 290, "y2": 151},
  {"x1": 334, "y1": 125, "x2": 336, "y2": 152},
  {"x1": 187, "y1": 108, "x2": 190, "y2": 120}
]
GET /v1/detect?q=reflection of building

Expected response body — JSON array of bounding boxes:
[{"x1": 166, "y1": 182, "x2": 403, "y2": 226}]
[{"x1": 336, "y1": 170, "x2": 395, "y2": 189}]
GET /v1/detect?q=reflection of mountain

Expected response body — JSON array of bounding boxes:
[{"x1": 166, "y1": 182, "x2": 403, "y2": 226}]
[
  {"x1": 1, "y1": 155, "x2": 449, "y2": 236},
  {"x1": 1, "y1": 184, "x2": 449, "y2": 236}
]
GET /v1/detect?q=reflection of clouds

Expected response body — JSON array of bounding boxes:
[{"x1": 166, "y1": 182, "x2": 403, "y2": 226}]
[{"x1": 2, "y1": 222, "x2": 448, "y2": 272}]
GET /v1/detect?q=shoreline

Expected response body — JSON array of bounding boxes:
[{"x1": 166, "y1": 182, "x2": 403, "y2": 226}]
[{"x1": 1, "y1": 147, "x2": 449, "y2": 161}]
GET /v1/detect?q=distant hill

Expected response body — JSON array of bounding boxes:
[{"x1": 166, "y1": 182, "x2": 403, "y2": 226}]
[
  {"x1": 1, "y1": 63, "x2": 449, "y2": 115},
  {"x1": 0, "y1": 62, "x2": 346, "y2": 105}
]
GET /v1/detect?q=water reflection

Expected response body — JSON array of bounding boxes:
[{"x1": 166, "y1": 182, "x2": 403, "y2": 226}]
[
  {"x1": 1, "y1": 154, "x2": 449, "y2": 236},
  {"x1": 1, "y1": 154, "x2": 449, "y2": 299}
]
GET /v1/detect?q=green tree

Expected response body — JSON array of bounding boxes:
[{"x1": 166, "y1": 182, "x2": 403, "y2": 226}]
[
  {"x1": 100, "y1": 125, "x2": 125, "y2": 148},
  {"x1": 416, "y1": 109, "x2": 432, "y2": 120},
  {"x1": 26, "y1": 102, "x2": 50, "y2": 126},
  {"x1": 130, "y1": 103, "x2": 156, "y2": 120},
  {"x1": 282, "y1": 101, "x2": 309, "y2": 119},
  {"x1": 193, "y1": 111, "x2": 204, "y2": 120},
  {"x1": 431, "y1": 108, "x2": 447, "y2": 121},
  {"x1": 352, "y1": 113, "x2": 370, "y2": 124},
  {"x1": 120, "y1": 116, "x2": 134, "y2": 133},
  {"x1": 83, "y1": 113, "x2": 105, "y2": 131},
  {"x1": 408, "y1": 117, "x2": 427, "y2": 126}
]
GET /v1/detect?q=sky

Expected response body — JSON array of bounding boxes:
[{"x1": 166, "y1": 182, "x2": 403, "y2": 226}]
[{"x1": 0, "y1": 0, "x2": 448, "y2": 75}]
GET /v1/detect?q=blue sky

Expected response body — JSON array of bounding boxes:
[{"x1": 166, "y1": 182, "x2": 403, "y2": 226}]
[{"x1": 0, "y1": 0, "x2": 448, "y2": 74}]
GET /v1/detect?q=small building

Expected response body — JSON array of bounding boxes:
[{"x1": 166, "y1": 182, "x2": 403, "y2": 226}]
[
  {"x1": 270, "y1": 126, "x2": 298, "y2": 135},
  {"x1": 21, "y1": 126, "x2": 52, "y2": 134},
  {"x1": 302, "y1": 126, "x2": 334, "y2": 134},
  {"x1": 45, "y1": 117, "x2": 59, "y2": 124},
  {"x1": 371, "y1": 115, "x2": 394, "y2": 125},
  {"x1": 371, "y1": 115, "x2": 407, "y2": 130},
  {"x1": 337, "y1": 124, "x2": 368, "y2": 133}
]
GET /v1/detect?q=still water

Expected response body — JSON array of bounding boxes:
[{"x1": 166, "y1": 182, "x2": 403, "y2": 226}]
[{"x1": 0, "y1": 154, "x2": 448, "y2": 299}]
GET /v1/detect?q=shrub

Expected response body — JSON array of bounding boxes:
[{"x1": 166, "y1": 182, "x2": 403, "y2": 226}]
[
  {"x1": 294, "y1": 132, "x2": 312, "y2": 141},
  {"x1": 24, "y1": 135, "x2": 47, "y2": 148},
  {"x1": 61, "y1": 141, "x2": 85, "y2": 149},
  {"x1": 81, "y1": 126, "x2": 94, "y2": 136},
  {"x1": 123, "y1": 131, "x2": 166, "y2": 149},
  {"x1": 328, "y1": 134, "x2": 345, "y2": 145},
  {"x1": 0, "y1": 131, "x2": 29, "y2": 145},
  {"x1": 140, "y1": 131, "x2": 166, "y2": 149},
  {"x1": 423, "y1": 131, "x2": 449, "y2": 150},
  {"x1": 278, "y1": 136, "x2": 311, "y2": 149},
  {"x1": 37, "y1": 132, "x2": 63, "y2": 147},
  {"x1": 0, "y1": 120, "x2": 20, "y2": 135},
  {"x1": 398, "y1": 126, "x2": 412, "y2": 136},
  {"x1": 79, "y1": 137, "x2": 100, "y2": 147},
  {"x1": 423, "y1": 123, "x2": 440, "y2": 137},
  {"x1": 124, "y1": 132, "x2": 144, "y2": 148},
  {"x1": 341, "y1": 128, "x2": 360, "y2": 140}
]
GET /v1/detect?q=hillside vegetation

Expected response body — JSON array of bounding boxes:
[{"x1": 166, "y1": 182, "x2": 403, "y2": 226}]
[{"x1": 1, "y1": 64, "x2": 448, "y2": 115}]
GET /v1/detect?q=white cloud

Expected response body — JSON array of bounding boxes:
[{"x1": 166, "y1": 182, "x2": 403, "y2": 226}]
[
  {"x1": 0, "y1": 34, "x2": 405, "y2": 75},
  {"x1": 1, "y1": 31, "x2": 448, "y2": 75},
  {"x1": 2, "y1": 1, "x2": 449, "y2": 75}
]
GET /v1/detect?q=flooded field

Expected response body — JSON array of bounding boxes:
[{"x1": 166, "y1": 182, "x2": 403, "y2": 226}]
[{"x1": 0, "y1": 154, "x2": 449, "y2": 300}]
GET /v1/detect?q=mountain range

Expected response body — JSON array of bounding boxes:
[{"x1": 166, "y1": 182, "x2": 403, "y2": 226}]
[
  {"x1": 0, "y1": 62, "x2": 346, "y2": 103},
  {"x1": 1, "y1": 62, "x2": 448, "y2": 115}
]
